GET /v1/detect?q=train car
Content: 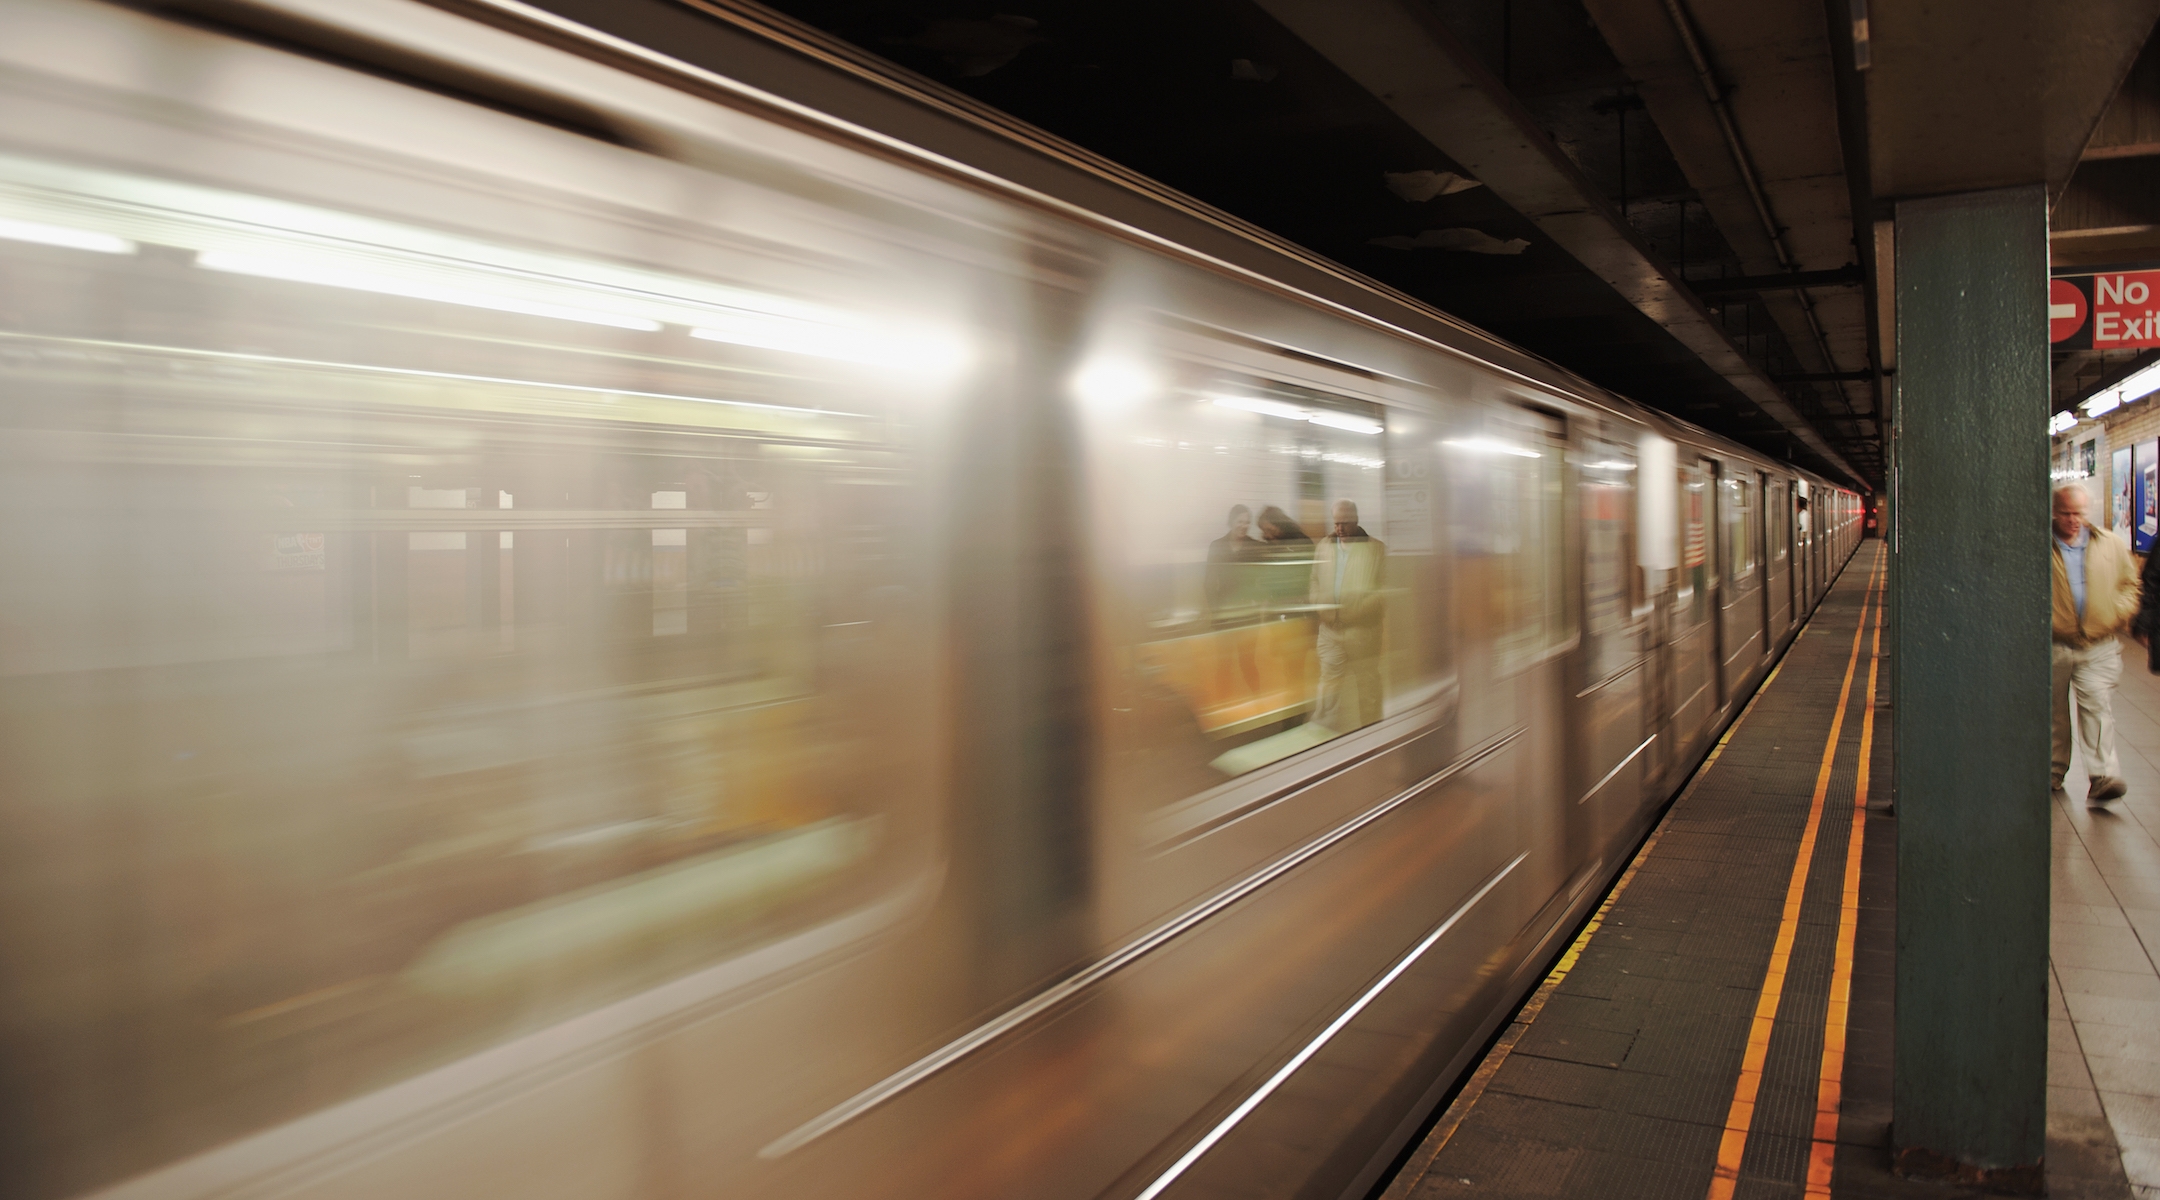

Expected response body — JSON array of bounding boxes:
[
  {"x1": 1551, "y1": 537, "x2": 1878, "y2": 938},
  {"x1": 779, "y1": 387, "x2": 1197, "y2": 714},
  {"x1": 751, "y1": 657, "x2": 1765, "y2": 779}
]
[{"x1": 0, "y1": 2, "x2": 1863, "y2": 1199}]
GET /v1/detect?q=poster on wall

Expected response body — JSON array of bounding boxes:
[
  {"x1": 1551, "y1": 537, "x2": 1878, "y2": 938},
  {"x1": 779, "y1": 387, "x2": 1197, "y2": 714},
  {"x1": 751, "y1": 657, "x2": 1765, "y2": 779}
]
[
  {"x1": 2139, "y1": 439, "x2": 2159, "y2": 554},
  {"x1": 2116, "y1": 446, "x2": 2135, "y2": 537}
]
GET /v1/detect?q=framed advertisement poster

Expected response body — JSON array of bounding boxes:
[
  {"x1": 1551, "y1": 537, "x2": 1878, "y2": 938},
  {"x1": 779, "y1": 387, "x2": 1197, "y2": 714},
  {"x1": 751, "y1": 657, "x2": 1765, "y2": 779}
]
[
  {"x1": 2139, "y1": 439, "x2": 2159, "y2": 554},
  {"x1": 2117, "y1": 446, "x2": 2135, "y2": 538}
]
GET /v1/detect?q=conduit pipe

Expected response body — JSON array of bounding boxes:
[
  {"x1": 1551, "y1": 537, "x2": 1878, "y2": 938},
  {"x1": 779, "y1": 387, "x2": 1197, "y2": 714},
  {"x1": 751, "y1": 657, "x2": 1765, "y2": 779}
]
[{"x1": 1658, "y1": 0, "x2": 1861, "y2": 430}]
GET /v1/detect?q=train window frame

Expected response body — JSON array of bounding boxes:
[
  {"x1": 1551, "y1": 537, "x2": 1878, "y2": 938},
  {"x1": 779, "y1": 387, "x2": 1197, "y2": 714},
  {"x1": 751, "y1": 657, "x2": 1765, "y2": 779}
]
[
  {"x1": 1575, "y1": 426, "x2": 1640, "y2": 688},
  {"x1": 1085, "y1": 322, "x2": 1461, "y2": 855},
  {"x1": 1469, "y1": 401, "x2": 1574, "y2": 680}
]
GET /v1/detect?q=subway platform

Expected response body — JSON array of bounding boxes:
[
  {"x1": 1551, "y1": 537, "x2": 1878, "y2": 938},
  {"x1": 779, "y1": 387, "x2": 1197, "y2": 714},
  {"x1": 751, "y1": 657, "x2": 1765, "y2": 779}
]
[{"x1": 1378, "y1": 543, "x2": 2158, "y2": 1200}]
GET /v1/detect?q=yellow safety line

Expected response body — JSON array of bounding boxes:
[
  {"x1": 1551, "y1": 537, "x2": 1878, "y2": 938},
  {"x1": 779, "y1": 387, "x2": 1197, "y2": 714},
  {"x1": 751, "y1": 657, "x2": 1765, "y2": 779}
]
[
  {"x1": 1382, "y1": 548, "x2": 1866, "y2": 1200},
  {"x1": 1706, "y1": 546, "x2": 1882, "y2": 1200},
  {"x1": 1804, "y1": 552, "x2": 1885, "y2": 1196}
]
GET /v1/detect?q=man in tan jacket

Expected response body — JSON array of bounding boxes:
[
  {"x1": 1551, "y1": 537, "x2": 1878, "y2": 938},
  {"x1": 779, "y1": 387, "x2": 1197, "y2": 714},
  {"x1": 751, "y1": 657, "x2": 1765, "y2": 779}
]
[{"x1": 2052, "y1": 481, "x2": 2140, "y2": 802}]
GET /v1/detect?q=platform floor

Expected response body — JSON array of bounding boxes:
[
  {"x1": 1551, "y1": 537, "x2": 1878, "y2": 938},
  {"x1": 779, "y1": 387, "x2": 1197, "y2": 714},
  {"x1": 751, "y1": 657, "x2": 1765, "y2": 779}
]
[{"x1": 1381, "y1": 542, "x2": 2151, "y2": 1200}]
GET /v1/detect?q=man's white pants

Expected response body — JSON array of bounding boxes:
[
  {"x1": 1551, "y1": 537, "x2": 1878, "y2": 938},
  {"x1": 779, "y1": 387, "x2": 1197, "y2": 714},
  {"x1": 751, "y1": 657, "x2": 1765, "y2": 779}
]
[{"x1": 2052, "y1": 638, "x2": 2122, "y2": 785}]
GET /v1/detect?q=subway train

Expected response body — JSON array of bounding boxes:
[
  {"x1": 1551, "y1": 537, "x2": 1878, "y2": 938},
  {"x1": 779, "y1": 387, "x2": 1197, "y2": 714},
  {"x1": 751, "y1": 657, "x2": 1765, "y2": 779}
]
[{"x1": 0, "y1": 2, "x2": 1863, "y2": 1198}]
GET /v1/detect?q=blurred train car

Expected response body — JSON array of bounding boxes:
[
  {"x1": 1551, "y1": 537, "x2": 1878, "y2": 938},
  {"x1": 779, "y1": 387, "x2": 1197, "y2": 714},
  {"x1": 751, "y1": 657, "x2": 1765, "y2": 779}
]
[{"x1": 0, "y1": 1, "x2": 1863, "y2": 1198}]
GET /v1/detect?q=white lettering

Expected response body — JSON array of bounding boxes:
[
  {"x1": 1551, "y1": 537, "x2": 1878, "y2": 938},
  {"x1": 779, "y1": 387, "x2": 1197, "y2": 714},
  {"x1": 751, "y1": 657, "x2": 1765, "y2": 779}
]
[
  {"x1": 2099, "y1": 311, "x2": 2122, "y2": 341},
  {"x1": 2100, "y1": 275, "x2": 2127, "y2": 304},
  {"x1": 2129, "y1": 281, "x2": 2149, "y2": 305}
]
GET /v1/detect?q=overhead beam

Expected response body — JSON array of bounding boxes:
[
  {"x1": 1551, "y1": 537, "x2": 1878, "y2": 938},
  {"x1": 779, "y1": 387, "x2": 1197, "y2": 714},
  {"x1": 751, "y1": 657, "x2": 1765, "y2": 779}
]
[
  {"x1": 1771, "y1": 369, "x2": 1874, "y2": 382},
  {"x1": 1687, "y1": 266, "x2": 1866, "y2": 294},
  {"x1": 1249, "y1": 0, "x2": 1863, "y2": 487},
  {"x1": 1868, "y1": 0, "x2": 2160, "y2": 200}
]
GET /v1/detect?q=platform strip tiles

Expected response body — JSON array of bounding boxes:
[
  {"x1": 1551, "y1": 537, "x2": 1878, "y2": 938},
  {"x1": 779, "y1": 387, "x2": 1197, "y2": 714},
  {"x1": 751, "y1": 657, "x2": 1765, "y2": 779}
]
[{"x1": 1386, "y1": 542, "x2": 1888, "y2": 1200}]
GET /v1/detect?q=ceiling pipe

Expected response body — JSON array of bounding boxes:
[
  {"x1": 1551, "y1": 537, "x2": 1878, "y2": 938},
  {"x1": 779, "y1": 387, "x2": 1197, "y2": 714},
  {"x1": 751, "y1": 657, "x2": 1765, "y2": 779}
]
[{"x1": 1658, "y1": 0, "x2": 1857, "y2": 424}]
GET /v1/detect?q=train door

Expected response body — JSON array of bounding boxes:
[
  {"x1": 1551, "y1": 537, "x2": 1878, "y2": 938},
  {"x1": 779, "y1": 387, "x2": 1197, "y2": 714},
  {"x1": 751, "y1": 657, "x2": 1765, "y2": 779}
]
[
  {"x1": 1794, "y1": 480, "x2": 1810, "y2": 608},
  {"x1": 1765, "y1": 476, "x2": 1791, "y2": 637},
  {"x1": 1568, "y1": 426, "x2": 1649, "y2": 865},
  {"x1": 1676, "y1": 458, "x2": 1719, "y2": 733},
  {"x1": 1715, "y1": 464, "x2": 1763, "y2": 701}
]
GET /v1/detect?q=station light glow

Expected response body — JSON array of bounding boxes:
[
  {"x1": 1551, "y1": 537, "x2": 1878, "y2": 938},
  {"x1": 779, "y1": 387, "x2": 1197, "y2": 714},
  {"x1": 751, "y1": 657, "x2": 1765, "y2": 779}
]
[{"x1": 1070, "y1": 356, "x2": 1160, "y2": 411}]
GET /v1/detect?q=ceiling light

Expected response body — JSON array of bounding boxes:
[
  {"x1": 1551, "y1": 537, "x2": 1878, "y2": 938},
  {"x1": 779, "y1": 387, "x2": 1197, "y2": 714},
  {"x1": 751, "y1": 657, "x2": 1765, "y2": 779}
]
[
  {"x1": 0, "y1": 215, "x2": 133, "y2": 254},
  {"x1": 1444, "y1": 436, "x2": 1542, "y2": 458},
  {"x1": 1211, "y1": 394, "x2": 1383, "y2": 435},
  {"x1": 198, "y1": 250, "x2": 662, "y2": 331}
]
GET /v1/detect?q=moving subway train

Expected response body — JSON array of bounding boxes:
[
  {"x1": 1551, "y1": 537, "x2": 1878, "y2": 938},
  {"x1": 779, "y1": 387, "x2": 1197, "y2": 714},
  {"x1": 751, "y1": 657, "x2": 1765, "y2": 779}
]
[{"x1": 0, "y1": 2, "x2": 1864, "y2": 1198}]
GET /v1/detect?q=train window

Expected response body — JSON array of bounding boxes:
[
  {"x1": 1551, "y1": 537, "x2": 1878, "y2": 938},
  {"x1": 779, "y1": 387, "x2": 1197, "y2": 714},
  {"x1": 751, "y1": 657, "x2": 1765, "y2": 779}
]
[
  {"x1": 1579, "y1": 434, "x2": 1637, "y2": 683},
  {"x1": 1084, "y1": 357, "x2": 1452, "y2": 809},
  {"x1": 1680, "y1": 464, "x2": 1711, "y2": 626},
  {"x1": 1721, "y1": 474, "x2": 1754, "y2": 582},
  {"x1": 1768, "y1": 480, "x2": 1790, "y2": 562},
  {"x1": 0, "y1": 105, "x2": 962, "y2": 1186},
  {"x1": 1467, "y1": 410, "x2": 1570, "y2": 676}
]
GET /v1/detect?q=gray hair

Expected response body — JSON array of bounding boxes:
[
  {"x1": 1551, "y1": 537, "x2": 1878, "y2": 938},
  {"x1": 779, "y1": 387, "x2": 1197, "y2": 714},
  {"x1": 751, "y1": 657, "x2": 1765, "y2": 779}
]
[{"x1": 2053, "y1": 480, "x2": 2095, "y2": 508}]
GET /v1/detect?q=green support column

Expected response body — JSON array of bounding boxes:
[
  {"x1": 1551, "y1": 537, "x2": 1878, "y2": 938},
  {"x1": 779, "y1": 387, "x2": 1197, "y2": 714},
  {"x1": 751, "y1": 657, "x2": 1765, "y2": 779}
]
[{"x1": 1890, "y1": 186, "x2": 2050, "y2": 1189}]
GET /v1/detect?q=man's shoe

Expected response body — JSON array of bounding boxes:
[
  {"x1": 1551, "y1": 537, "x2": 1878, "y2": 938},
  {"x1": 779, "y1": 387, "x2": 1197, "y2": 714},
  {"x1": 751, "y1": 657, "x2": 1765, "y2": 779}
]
[{"x1": 2089, "y1": 775, "x2": 2128, "y2": 802}]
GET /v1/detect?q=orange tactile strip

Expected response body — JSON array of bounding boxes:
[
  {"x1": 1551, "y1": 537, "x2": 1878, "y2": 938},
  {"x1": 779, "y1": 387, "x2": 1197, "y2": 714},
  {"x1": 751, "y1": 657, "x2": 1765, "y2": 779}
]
[{"x1": 1706, "y1": 549, "x2": 1882, "y2": 1200}]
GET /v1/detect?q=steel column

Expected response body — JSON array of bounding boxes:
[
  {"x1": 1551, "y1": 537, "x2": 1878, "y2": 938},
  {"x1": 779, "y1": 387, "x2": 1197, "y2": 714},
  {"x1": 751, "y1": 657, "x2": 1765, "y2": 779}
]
[{"x1": 1889, "y1": 185, "x2": 2049, "y2": 1189}]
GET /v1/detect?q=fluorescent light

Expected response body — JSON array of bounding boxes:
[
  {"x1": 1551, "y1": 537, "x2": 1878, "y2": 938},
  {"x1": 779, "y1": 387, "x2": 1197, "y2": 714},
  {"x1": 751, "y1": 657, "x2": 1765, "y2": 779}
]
[
  {"x1": 1585, "y1": 459, "x2": 1638, "y2": 471},
  {"x1": 1211, "y1": 394, "x2": 1383, "y2": 435},
  {"x1": 2076, "y1": 360, "x2": 2160, "y2": 421},
  {"x1": 692, "y1": 314, "x2": 971, "y2": 379},
  {"x1": 1307, "y1": 411, "x2": 1385, "y2": 435},
  {"x1": 197, "y1": 250, "x2": 661, "y2": 331},
  {"x1": 0, "y1": 216, "x2": 133, "y2": 254},
  {"x1": 1444, "y1": 436, "x2": 1542, "y2": 458},
  {"x1": 2121, "y1": 360, "x2": 2160, "y2": 403},
  {"x1": 2050, "y1": 410, "x2": 2080, "y2": 435},
  {"x1": 1212, "y1": 394, "x2": 1310, "y2": 420},
  {"x1": 692, "y1": 311, "x2": 857, "y2": 360}
]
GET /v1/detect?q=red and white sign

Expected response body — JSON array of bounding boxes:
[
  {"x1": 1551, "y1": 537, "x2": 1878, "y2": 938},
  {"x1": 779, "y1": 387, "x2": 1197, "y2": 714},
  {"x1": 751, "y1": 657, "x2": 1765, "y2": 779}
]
[
  {"x1": 2050, "y1": 278, "x2": 2089, "y2": 343},
  {"x1": 2091, "y1": 271, "x2": 2160, "y2": 348}
]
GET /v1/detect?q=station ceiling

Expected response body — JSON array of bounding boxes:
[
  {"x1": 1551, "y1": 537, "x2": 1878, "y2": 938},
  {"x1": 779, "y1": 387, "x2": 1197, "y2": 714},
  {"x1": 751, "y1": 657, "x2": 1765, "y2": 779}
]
[{"x1": 693, "y1": 0, "x2": 2160, "y2": 492}]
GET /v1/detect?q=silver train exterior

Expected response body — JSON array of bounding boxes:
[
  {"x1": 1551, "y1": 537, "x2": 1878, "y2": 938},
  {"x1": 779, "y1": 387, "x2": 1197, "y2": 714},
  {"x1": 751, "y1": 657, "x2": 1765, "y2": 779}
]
[{"x1": 0, "y1": 2, "x2": 1866, "y2": 1198}]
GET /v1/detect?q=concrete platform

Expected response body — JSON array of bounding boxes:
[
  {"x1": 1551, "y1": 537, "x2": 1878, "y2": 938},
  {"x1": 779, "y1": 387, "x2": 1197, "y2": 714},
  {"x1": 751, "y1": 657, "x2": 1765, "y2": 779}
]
[{"x1": 1381, "y1": 541, "x2": 2146, "y2": 1200}]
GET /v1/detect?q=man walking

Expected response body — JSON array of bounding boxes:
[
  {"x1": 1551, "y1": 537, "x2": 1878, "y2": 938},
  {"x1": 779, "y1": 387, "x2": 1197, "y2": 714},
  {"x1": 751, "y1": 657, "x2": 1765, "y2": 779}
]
[{"x1": 2053, "y1": 481, "x2": 2140, "y2": 803}]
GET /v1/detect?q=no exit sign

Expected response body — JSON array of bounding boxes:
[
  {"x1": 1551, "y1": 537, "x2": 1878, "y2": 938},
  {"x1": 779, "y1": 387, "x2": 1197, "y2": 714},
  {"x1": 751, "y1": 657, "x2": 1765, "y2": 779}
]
[{"x1": 2051, "y1": 269, "x2": 2160, "y2": 348}]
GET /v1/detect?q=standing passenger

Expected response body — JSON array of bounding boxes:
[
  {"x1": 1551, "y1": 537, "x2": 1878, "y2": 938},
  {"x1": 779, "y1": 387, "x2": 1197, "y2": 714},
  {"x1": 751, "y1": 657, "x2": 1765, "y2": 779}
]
[
  {"x1": 1312, "y1": 500, "x2": 1386, "y2": 732},
  {"x1": 2052, "y1": 482, "x2": 2139, "y2": 803}
]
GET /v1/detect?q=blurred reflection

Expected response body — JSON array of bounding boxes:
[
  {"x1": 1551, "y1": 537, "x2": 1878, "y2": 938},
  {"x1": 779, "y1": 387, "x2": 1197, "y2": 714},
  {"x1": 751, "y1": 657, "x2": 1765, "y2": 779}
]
[
  {"x1": 1312, "y1": 499, "x2": 1386, "y2": 733},
  {"x1": 0, "y1": 137, "x2": 949, "y2": 1197},
  {"x1": 1096, "y1": 365, "x2": 1446, "y2": 809}
]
